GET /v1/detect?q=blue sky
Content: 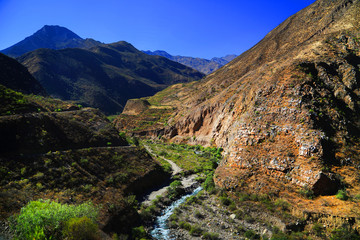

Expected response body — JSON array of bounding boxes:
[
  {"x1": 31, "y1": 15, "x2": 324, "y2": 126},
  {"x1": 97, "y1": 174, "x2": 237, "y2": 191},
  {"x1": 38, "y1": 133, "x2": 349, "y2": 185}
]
[{"x1": 0, "y1": 0, "x2": 316, "y2": 59}]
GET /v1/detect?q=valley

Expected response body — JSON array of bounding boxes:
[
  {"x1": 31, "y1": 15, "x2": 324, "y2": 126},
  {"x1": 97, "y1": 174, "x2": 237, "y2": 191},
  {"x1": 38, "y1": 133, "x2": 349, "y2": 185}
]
[{"x1": 1, "y1": 0, "x2": 360, "y2": 239}]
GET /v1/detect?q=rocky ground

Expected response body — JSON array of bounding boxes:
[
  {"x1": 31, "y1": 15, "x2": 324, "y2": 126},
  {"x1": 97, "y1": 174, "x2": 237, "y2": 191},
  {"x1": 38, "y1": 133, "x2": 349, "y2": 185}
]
[{"x1": 168, "y1": 190, "x2": 274, "y2": 240}]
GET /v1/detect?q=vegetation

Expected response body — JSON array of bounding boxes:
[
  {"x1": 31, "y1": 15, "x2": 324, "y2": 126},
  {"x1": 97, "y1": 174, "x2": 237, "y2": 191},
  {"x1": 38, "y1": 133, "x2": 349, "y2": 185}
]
[
  {"x1": 62, "y1": 216, "x2": 99, "y2": 240},
  {"x1": 202, "y1": 171, "x2": 216, "y2": 193},
  {"x1": 143, "y1": 140, "x2": 222, "y2": 174},
  {"x1": 9, "y1": 200, "x2": 98, "y2": 240},
  {"x1": 0, "y1": 85, "x2": 34, "y2": 115},
  {"x1": 335, "y1": 189, "x2": 349, "y2": 200},
  {"x1": 168, "y1": 180, "x2": 184, "y2": 200}
]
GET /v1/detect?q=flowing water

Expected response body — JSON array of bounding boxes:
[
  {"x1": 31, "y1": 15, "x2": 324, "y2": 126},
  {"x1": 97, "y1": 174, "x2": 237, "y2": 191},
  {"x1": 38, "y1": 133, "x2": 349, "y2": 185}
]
[{"x1": 150, "y1": 186, "x2": 202, "y2": 240}]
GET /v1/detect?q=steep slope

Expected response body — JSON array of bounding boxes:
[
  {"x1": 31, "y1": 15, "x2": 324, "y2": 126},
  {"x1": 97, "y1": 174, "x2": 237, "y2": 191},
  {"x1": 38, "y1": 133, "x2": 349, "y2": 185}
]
[
  {"x1": 121, "y1": 0, "x2": 360, "y2": 224},
  {"x1": 1, "y1": 25, "x2": 102, "y2": 57},
  {"x1": 143, "y1": 50, "x2": 237, "y2": 74},
  {"x1": 0, "y1": 88, "x2": 169, "y2": 237},
  {"x1": 0, "y1": 53, "x2": 46, "y2": 95},
  {"x1": 17, "y1": 41, "x2": 204, "y2": 114}
]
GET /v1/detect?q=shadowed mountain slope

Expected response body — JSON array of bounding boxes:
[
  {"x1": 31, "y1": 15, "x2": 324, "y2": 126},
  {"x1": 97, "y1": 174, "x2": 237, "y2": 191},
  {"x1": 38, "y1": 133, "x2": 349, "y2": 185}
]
[
  {"x1": 0, "y1": 53, "x2": 46, "y2": 96},
  {"x1": 17, "y1": 41, "x2": 204, "y2": 114}
]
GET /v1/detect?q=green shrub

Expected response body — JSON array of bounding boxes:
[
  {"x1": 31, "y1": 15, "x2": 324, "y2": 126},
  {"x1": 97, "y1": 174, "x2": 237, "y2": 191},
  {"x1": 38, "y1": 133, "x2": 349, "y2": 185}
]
[
  {"x1": 194, "y1": 210, "x2": 203, "y2": 219},
  {"x1": 330, "y1": 227, "x2": 360, "y2": 240},
  {"x1": 203, "y1": 172, "x2": 215, "y2": 192},
  {"x1": 299, "y1": 186, "x2": 314, "y2": 199},
  {"x1": 244, "y1": 229, "x2": 260, "y2": 239},
  {"x1": 168, "y1": 180, "x2": 184, "y2": 199},
  {"x1": 10, "y1": 199, "x2": 98, "y2": 240},
  {"x1": 62, "y1": 216, "x2": 99, "y2": 240},
  {"x1": 219, "y1": 196, "x2": 232, "y2": 206},
  {"x1": 312, "y1": 223, "x2": 324, "y2": 237},
  {"x1": 271, "y1": 232, "x2": 289, "y2": 240},
  {"x1": 132, "y1": 226, "x2": 147, "y2": 240},
  {"x1": 335, "y1": 189, "x2": 348, "y2": 200},
  {"x1": 203, "y1": 232, "x2": 220, "y2": 240},
  {"x1": 158, "y1": 150, "x2": 168, "y2": 157},
  {"x1": 179, "y1": 221, "x2": 191, "y2": 231},
  {"x1": 274, "y1": 199, "x2": 290, "y2": 211},
  {"x1": 189, "y1": 225, "x2": 203, "y2": 236}
]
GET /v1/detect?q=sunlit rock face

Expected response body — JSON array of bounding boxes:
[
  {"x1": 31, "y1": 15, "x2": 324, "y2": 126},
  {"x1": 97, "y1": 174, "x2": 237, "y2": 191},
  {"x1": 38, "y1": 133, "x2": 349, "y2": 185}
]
[{"x1": 157, "y1": 0, "x2": 360, "y2": 200}]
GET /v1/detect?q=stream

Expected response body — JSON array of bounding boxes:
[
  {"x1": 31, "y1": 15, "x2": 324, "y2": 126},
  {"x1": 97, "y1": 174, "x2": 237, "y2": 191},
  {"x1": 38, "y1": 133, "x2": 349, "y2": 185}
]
[{"x1": 150, "y1": 186, "x2": 202, "y2": 240}]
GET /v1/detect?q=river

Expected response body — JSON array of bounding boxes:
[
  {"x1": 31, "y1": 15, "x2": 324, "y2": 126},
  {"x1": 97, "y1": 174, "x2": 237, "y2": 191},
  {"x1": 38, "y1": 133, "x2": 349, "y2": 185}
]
[{"x1": 150, "y1": 186, "x2": 202, "y2": 240}]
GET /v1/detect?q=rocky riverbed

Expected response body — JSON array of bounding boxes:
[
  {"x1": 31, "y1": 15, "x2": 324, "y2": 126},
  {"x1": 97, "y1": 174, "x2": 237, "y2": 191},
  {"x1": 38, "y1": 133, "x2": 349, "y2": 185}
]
[{"x1": 168, "y1": 191, "x2": 274, "y2": 240}]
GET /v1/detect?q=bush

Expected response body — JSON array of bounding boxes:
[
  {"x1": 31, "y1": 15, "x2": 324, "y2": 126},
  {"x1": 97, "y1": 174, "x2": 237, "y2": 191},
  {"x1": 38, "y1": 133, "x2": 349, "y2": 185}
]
[
  {"x1": 311, "y1": 223, "x2": 324, "y2": 237},
  {"x1": 219, "y1": 196, "x2": 232, "y2": 206},
  {"x1": 10, "y1": 199, "x2": 98, "y2": 240},
  {"x1": 203, "y1": 232, "x2": 220, "y2": 240},
  {"x1": 168, "y1": 180, "x2": 184, "y2": 199},
  {"x1": 330, "y1": 227, "x2": 360, "y2": 240},
  {"x1": 189, "y1": 225, "x2": 203, "y2": 236},
  {"x1": 299, "y1": 186, "x2": 314, "y2": 199},
  {"x1": 335, "y1": 189, "x2": 348, "y2": 200},
  {"x1": 62, "y1": 216, "x2": 99, "y2": 240},
  {"x1": 274, "y1": 199, "x2": 290, "y2": 211},
  {"x1": 179, "y1": 221, "x2": 191, "y2": 231},
  {"x1": 132, "y1": 226, "x2": 147, "y2": 240},
  {"x1": 194, "y1": 210, "x2": 203, "y2": 219},
  {"x1": 271, "y1": 232, "x2": 289, "y2": 240},
  {"x1": 203, "y1": 172, "x2": 215, "y2": 192},
  {"x1": 244, "y1": 229, "x2": 260, "y2": 239}
]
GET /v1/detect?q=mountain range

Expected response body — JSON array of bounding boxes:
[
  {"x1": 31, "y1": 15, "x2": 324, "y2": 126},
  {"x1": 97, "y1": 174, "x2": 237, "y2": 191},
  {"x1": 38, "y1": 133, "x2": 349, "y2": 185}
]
[
  {"x1": 17, "y1": 40, "x2": 204, "y2": 114},
  {"x1": 143, "y1": 50, "x2": 237, "y2": 74},
  {"x1": 1, "y1": 25, "x2": 102, "y2": 57},
  {"x1": 0, "y1": 25, "x2": 205, "y2": 114}
]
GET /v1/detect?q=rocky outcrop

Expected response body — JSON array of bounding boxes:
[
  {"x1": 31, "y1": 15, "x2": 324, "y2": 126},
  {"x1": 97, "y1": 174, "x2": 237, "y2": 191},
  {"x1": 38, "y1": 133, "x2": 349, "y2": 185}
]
[{"x1": 122, "y1": 99, "x2": 151, "y2": 115}]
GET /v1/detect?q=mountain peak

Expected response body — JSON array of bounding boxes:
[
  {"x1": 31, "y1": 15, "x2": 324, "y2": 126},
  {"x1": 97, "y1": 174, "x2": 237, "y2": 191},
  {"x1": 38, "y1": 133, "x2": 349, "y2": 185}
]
[
  {"x1": 36, "y1": 25, "x2": 82, "y2": 40},
  {"x1": 0, "y1": 25, "x2": 101, "y2": 57}
]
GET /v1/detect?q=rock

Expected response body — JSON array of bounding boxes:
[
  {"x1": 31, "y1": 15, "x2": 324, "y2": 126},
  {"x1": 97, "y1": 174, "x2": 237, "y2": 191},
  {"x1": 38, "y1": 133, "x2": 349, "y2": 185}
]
[{"x1": 122, "y1": 99, "x2": 150, "y2": 115}]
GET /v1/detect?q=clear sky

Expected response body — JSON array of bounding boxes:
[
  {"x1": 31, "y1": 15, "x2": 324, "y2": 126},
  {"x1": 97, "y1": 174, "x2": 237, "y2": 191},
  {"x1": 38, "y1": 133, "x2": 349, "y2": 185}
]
[{"x1": 0, "y1": 0, "x2": 316, "y2": 59}]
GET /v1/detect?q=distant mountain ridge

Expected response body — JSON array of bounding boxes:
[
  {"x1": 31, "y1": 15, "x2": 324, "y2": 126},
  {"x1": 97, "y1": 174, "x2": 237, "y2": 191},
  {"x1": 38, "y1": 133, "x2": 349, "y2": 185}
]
[
  {"x1": 143, "y1": 50, "x2": 237, "y2": 74},
  {"x1": 17, "y1": 41, "x2": 204, "y2": 114},
  {"x1": 1, "y1": 25, "x2": 102, "y2": 57}
]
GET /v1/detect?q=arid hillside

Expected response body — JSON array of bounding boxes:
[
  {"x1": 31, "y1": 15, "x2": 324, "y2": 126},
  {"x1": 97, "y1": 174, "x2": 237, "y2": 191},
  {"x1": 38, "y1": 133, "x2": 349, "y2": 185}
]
[{"x1": 118, "y1": 0, "x2": 360, "y2": 225}]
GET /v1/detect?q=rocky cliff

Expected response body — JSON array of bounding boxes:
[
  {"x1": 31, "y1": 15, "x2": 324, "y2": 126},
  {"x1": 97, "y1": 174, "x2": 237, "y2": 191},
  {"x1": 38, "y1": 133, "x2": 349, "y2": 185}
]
[{"x1": 121, "y1": 0, "x2": 360, "y2": 221}]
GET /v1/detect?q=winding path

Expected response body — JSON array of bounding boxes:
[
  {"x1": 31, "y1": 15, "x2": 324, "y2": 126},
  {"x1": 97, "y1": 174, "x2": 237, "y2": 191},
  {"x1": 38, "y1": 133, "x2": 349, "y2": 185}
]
[
  {"x1": 141, "y1": 143, "x2": 198, "y2": 204},
  {"x1": 143, "y1": 144, "x2": 182, "y2": 176}
]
